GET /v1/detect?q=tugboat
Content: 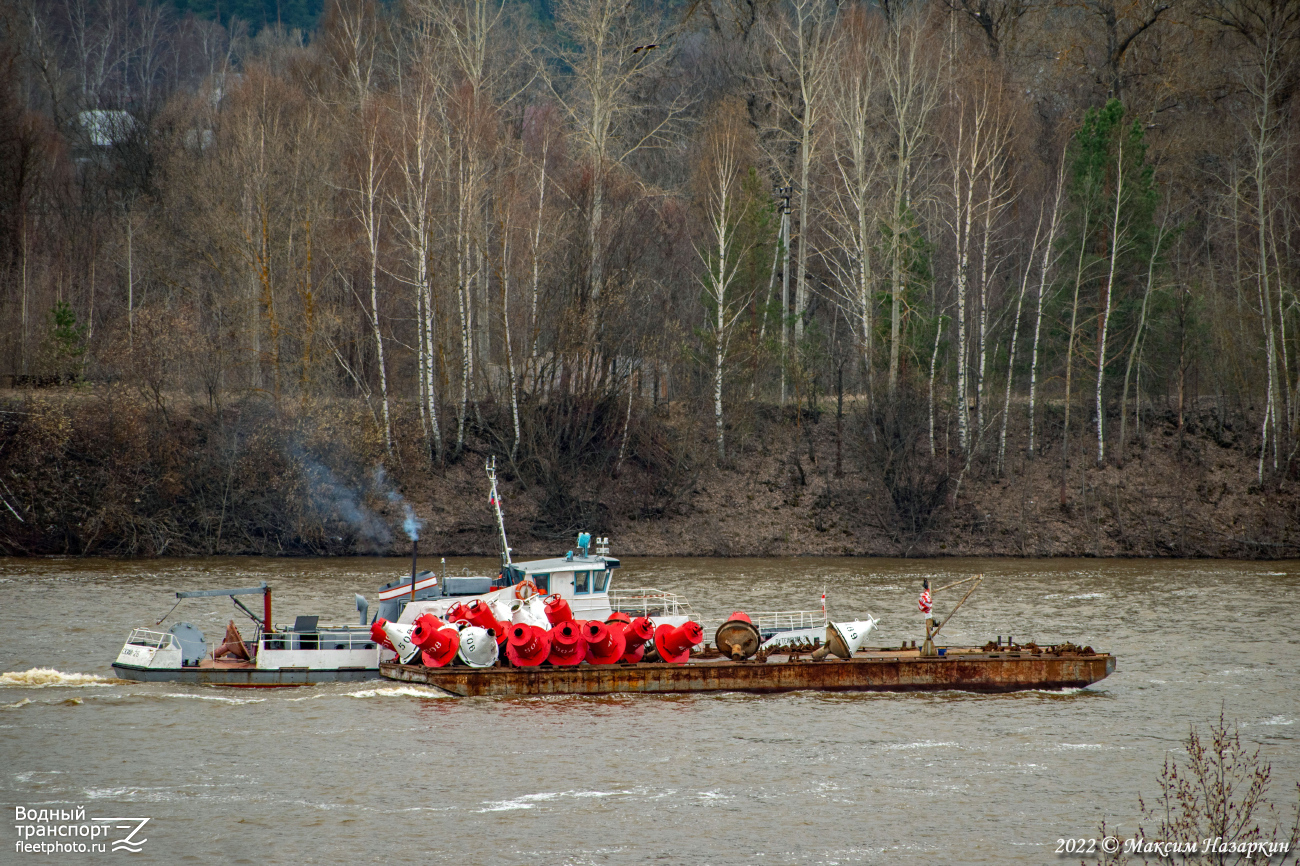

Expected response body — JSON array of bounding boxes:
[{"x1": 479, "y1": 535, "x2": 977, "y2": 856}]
[{"x1": 111, "y1": 582, "x2": 381, "y2": 686}]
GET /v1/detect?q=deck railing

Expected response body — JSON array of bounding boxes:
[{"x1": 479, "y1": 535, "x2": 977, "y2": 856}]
[
  {"x1": 125, "y1": 628, "x2": 178, "y2": 650},
  {"x1": 607, "y1": 588, "x2": 695, "y2": 618},
  {"x1": 258, "y1": 629, "x2": 377, "y2": 652},
  {"x1": 745, "y1": 610, "x2": 827, "y2": 633}
]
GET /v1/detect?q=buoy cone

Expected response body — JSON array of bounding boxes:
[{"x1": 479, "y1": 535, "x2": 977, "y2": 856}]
[
  {"x1": 415, "y1": 618, "x2": 460, "y2": 668},
  {"x1": 546, "y1": 620, "x2": 587, "y2": 665},
  {"x1": 583, "y1": 619, "x2": 626, "y2": 665},
  {"x1": 445, "y1": 602, "x2": 472, "y2": 624},
  {"x1": 606, "y1": 611, "x2": 631, "y2": 624},
  {"x1": 370, "y1": 619, "x2": 393, "y2": 649},
  {"x1": 455, "y1": 624, "x2": 499, "y2": 668},
  {"x1": 381, "y1": 620, "x2": 422, "y2": 664},
  {"x1": 812, "y1": 618, "x2": 878, "y2": 660},
  {"x1": 511, "y1": 596, "x2": 549, "y2": 629},
  {"x1": 465, "y1": 598, "x2": 508, "y2": 645},
  {"x1": 544, "y1": 594, "x2": 573, "y2": 626},
  {"x1": 505, "y1": 623, "x2": 551, "y2": 667},
  {"x1": 714, "y1": 611, "x2": 761, "y2": 660},
  {"x1": 620, "y1": 616, "x2": 655, "y2": 663},
  {"x1": 654, "y1": 621, "x2": 704, "y2": 665}
]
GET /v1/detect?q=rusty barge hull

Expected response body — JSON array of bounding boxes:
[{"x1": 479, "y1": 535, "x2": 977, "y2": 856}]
[{"x1": 379, "y1": 650, "x2": 1115, "y2": 697}]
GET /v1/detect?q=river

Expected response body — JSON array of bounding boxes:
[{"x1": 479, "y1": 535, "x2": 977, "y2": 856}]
[{"x1": 2, "y1": 556, "x2": 1297, "y2": 864}]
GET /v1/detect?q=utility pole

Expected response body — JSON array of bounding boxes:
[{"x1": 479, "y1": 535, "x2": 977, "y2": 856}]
[{"x1": 775, "y1": 185, "x2": 792, "y2": 406}]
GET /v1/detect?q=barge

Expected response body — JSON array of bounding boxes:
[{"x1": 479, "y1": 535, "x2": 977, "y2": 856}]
[{"x1": 379, "y1": 646, "x2": 1116, "y2": 697}]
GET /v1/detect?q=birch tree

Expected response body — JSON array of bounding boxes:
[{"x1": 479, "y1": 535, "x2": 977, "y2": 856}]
[
  {"x1": 547, "y1": 0, "x2": 677, "y2": 315},
  {"x1": 695, "y1": 103, "x2": 762, "y2": 464},
  {"x1": 1203, "y1": 0, "x2": 1300, "y2": 476},
  {"x1": 349, "y1": 100, "x2": 394, "y2": 455},
  {"x1": 1027, "y1": 156, "x2": 1067, "y2": 459},
  {"x1": 764, "y1": 0, "x2": 840, "y2": 344},
  {"x1": 944, "y1": 70, "x2": 1015, "y2": 458},
  {"x1": 1066, "y1": 100, "x2": 1156, "y2": 466},
  {"x1": 390, "y1": 40, "x2": 446, "y2": 461},
  {"x1": 823, "y1": 8, "x2": 884, "y2": 399},
  {"x1": 879, "y1": 8, "x2": 940, "y2": 396}
]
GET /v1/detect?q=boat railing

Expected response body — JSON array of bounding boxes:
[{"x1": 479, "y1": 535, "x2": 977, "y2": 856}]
[
  {"x1": 608, "y1": 588, "x2": 695, "y2": 618},
  {"x1": 258, "y1": 629, "x2": 378, "y2": 652},
  {"x1": 125, "y1": 628, "x2": 177, "y2": 650},
  {"x1": 744, "y1": 610, "x2": 827, "y2": 633}
]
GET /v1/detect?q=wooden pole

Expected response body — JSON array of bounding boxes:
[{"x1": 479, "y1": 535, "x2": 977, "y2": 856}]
[{"x1": 931, "y1": 575, "x2": 983, "y2": 639}]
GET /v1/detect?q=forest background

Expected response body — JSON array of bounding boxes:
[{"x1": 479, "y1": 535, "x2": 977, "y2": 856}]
[{"x1": 1, "y1": 0, "x2": 1299, "y2": 558}]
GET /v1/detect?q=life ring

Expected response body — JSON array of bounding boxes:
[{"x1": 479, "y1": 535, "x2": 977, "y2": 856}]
[{"x1": 515, "y1": 577, "x2": 540, "y2": 600}]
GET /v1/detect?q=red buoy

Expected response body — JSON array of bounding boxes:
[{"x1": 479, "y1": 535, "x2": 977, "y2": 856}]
[
  {"x1": 583, "y1": 619, "x2": 627, "y2": 665},
  {"x1": 409, "y1": 613, "x2": 447, "y2": 647},
  {"x1": 419, "y1": 627, "x2": 460, "y2": 668},
  {"x1": 464, "y1": 598, "x2": 507, "y2": 644},
  {"x1": 544, "y1": 594, "x2": 573, "y2": 626},
  {"x1": 725, "y1": 610, "x2": 752, "y2": 624},
  {"x1": 505, "y1": 623, "x2": 551, "y2": 667},
  {"x1": 369, "y1": 619, "x2": 393, "y2": 649},
  {"x1": 546, "y1": 620, "x2": 587, "y2": 665},
  {"x1": 620, "y1": 616, "x2": 655, "y2": 663},
  {"x1": 444, "y1": 602, "x2": 472, "y2": 624},
  {"x1": 409, "y1": 613, "x2": 460, "y2": 667},
  {"x1": 654, "y1": 621, "x2": 704, "y2": 665},
  {"x1": 606, "y1": 611, "x2": 631, "y2": 625}
]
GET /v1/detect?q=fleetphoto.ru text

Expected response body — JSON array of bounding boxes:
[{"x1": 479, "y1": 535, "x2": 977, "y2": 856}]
[{"x1": 13, "y1": 806, "x2": 150, "y2": 855}]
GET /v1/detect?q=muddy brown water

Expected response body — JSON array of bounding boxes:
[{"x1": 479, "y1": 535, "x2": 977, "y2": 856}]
[{"x1": 1, "y1": 556, "x2": 1297, "y2": 864}]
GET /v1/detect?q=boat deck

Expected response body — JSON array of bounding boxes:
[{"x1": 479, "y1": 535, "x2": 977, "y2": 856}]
[{"x1": 379, "y1": 647, "x2": 1115, "y2": 697}]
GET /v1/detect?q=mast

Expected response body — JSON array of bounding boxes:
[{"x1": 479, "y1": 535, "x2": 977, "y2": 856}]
[{"x1": 486, "y1": 457, "x2": 513, "y2": 568}]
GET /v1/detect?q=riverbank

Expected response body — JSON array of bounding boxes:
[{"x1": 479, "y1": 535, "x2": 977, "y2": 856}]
[{"x1": 2, "y1": 389, "x2": 1296, "y2": 557}]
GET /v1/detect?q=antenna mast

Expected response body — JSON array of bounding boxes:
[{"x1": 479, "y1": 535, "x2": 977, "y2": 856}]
[{"x1": 486, "y1": 457, "x2": 513, "y2": 567}]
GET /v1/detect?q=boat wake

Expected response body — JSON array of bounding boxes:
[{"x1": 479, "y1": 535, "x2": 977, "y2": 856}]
[
  {"x1": 344, "y1": 686, "x2": 453, "y2": 699},
  {"x1": 157, "y1": 693, "x2": 267, "y2": 705},
  {"x1": 0, "y1": 668, "x2": 126, "y2": 688}
]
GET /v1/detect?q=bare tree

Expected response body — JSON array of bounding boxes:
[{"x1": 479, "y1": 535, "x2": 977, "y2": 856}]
[
  {"x1": 1202, "y1": 0, "x2": 1300, "y2": 477},
  {"x1": 943, "y1": 69, "x2": 1015, "y2": 458},
  {"x1": 694, "y1": 101, "x2": 761, "y2": 464},
  {"x1": 763, "y1": 0, "x2": 840, "y2": 345},
  {"x1": 546, "y1": 0, "x2": 678, "y2": 314},
  {"x1": 1027, "y1": 155, "x2": 1067, "y2": 459},
  {"x1": 822, "y1": 6, "x2": 884, "y2": 402},
  {"x1": 350, "y1": 100, "x2": 393, "y2": 455},
  {"x1": 879, "y1": 7, "x2": 939, "y2": 396},
  {"x1": 390, "y1": 37, "x2": 446, "y2": 461}
]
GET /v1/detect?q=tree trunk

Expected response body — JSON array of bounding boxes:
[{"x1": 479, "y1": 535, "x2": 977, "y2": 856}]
[
  {"x1": 999, "y1": 217, "x2": 1039, "y2": 475},
  {"x1": 928, "y1": 312, "x2": 944, "y2": 457},
  {"x1": 1095, "y1": 140, "x2": 1124, "y2": 466},
  {"x1": 1119, "y1": 215, "x2": 1162, "y2": 463},
  {"x1": 1028, "y1": 163, "x2": 1065, "y2": 458}
]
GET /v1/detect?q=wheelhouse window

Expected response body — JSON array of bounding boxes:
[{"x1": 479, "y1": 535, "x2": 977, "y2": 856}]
[
  {"x1": 594, "y1": 568, "x2": 609, "y2": 592},
  {"x1": 532, "y1": 573, "x2": 550, "y2": 594},
  {"x1": 574, "y1": 570, "x2": 590, "y2": 594}
]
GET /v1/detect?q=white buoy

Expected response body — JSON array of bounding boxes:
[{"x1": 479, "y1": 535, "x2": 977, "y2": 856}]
[
  {"x1": 456, "y1": 625, "x2": 500, "y2": 668},
  {"x1": 510, "y1": 595, "x2": 550, "y2": 629},
  {"x1": 382, "y1": 621, "x2": 423, "y2": 665},
  {"x1": 813, "y1": 617, "x2": 878, "y2": 660},
  {"x1": 488, "y1": 595, "x2": 514, "y2": 624}
]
